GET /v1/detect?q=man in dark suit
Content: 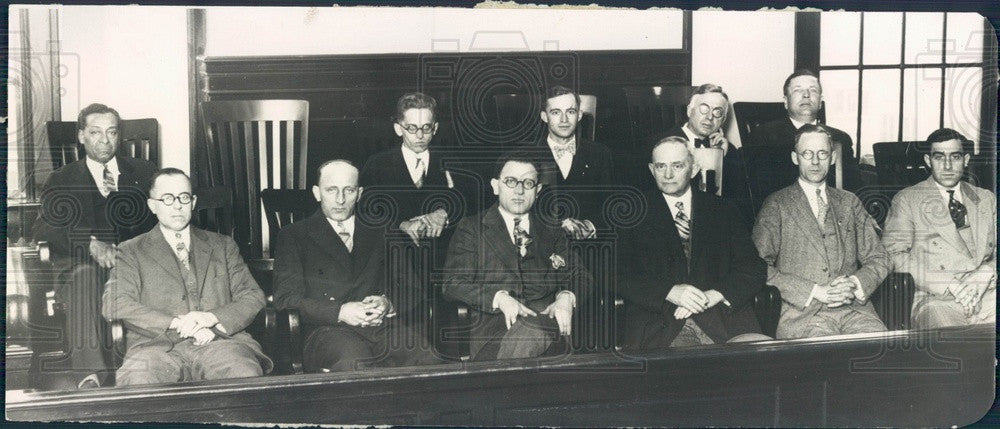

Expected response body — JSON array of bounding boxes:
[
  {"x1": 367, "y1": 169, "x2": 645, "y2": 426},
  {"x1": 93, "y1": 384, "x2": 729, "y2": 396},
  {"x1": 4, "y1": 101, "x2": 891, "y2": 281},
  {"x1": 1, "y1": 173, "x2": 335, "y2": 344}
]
[
  {"x1": 103, "y1": 169, "x2": 272, "y2": 386},
  {"x1": 532, "y1": 85, "x2": 615, "y2": 238},
  {"x1": 750, "y1": 69, "x2": 859, "y2": 191},
  {"x1": 274, "y1": 160, "x2": 442, "y2": 372},
  {"x1": 443, "y1": 152, "x2": 591, "y2": 360},
  {"x1": 360, "y1": 92, "x2": 461, "y2": 246},
  {"x1": 618, "y1": 136, "x2": 768, "y2": 349},
  {"x1": 33, "y1": 103, "x2": 157, "y2": 388}
]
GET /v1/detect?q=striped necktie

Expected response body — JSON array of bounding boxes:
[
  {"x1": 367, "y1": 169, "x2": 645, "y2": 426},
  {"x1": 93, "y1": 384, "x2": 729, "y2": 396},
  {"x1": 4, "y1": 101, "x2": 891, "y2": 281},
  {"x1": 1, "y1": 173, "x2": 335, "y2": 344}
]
[
  {"x1": 102, "y1": 164, "x2": 117, "y2": 196},
  {"x1": 335, "y1": 221, "x2": 353, "y2": 252},
  {"x1": 174, "y1": 238, "x2": 190, "y2": 270},
  {"x1": 674, "y1": 201, "x2": 691, "y2": 260},
  {"x1": 414, "y1": 157, "x2": 426, "y2": 189}
]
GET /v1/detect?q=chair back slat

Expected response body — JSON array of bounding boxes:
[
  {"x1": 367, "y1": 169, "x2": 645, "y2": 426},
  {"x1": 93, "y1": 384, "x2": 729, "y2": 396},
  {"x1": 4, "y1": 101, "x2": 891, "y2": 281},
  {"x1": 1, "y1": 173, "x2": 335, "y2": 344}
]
[{"x1": 45, "y1": 118, "x2": 159, "y2": 171}]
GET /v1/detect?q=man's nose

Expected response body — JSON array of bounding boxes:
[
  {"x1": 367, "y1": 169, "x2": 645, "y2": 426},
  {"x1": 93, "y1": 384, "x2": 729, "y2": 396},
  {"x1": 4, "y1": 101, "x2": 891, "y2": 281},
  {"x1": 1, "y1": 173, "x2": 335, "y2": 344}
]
[
  {"x1": 809, "y1": 155, "x2": 820, "y2": 165},
  {"x1": 514, "y1": 185, "x2": 525, "y2": 195},
  {"x1": 335, "y1": 191, "x2": 346, "y2": 203},
  {"x1": 664, "y1": 168, "x2": 674, "y2": 179}
]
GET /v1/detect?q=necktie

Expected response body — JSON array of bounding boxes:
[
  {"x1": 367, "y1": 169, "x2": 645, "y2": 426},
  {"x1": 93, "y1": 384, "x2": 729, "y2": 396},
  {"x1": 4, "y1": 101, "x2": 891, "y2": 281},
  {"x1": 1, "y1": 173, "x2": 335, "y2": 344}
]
[
  {"x1": 947, "y1": 190, "x2": 968, "y2": 229},
  {"x1": 513, "y1": 216, "x2": 529, "y2": 257},
  {"x1": 414, "y1": 157, "x2": 426, "y2": 189},
  {"x1": 552, "y1": 142, "x2": 576, "y2": 159},
  {"x1": 102, "y1": 165, "x2": 117, "y2": 196},
  {"x1": 335, "y1": 221, "x2": 353, "y2": 252},
  {"x1": 816, "y1": 188, "x2": 828, "y2": 225},
  {"x1": 693, "y1": 138, "x2": 709, "y2": 149},
  {"x1": 174, "y1": 235, "x2": 190, "y2": 270},
  {"x1": 674, "y1": 202, "x2": 691, "y2": 260}
]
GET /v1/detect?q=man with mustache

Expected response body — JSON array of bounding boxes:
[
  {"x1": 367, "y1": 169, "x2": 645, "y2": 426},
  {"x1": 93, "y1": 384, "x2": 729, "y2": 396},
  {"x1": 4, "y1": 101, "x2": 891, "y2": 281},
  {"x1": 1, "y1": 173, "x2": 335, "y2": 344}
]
[
  {"x1": 882, "y1": 128, "x2": 995, "y2": 329},
  {"x1": 752, "y1": 124, "x2": 889, "y2": 339},
  {"x1": 751, "y1": 69, "x2": 859, "y2": 191}
]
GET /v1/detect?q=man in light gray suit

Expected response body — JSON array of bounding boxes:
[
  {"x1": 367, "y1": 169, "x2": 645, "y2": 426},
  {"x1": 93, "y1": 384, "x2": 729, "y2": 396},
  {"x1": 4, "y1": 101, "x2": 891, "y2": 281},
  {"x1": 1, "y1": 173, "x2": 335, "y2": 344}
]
[
  {"x1": 882, "y1": 128, "x2": 995, "y2": 329},
  {"x1": 752, "y1": 124, "x2": 889, "y2": 339}
]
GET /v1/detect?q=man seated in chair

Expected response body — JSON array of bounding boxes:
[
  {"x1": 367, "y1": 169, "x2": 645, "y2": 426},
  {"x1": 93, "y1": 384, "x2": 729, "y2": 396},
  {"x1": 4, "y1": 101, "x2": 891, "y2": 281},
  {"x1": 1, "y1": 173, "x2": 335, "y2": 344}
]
[
  {"x1": 752, "y1": 124, "x2": 890, "y2": 339},
  {"x1": 883, "y1": 128, "x2": 996, "y2": 329},
  {"x1": 34, "y1": 103, "x2": 158, "y2": 389},
  {"x1": 273, "y1": 160, "x2": 442, "y2": 372},
  {"x1": 443, "y1": 152, "x2": 591, "y2": 361},
  {"x1": 751, "y1": 69, "x2": 860, "y2": 191},
  {"x1": 102, "y1": 168, "x2": 272, "y2": 386},
  {"x1": 618, "y1": 136, "x2": 769, "y2": 349}
]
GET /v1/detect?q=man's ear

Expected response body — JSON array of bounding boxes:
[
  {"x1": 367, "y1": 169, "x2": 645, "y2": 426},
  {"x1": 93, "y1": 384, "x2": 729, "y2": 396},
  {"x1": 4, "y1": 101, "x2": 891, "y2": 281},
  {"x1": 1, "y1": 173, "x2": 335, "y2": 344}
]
[
  {"x1": 147, "y1": 198, "x2": 156, "y2": 213},
  {"x1": 689, "y1": 160, "x2": 702, "y2": 179},
  {"x1": 78, "y1": 129, "x2": 85, "y2": 145},
  {"x1": 356, "y1": 186, "x2": 364, "y2": 199},
  {"x1": 490, "y1": 178, "x2": 500, "y2": 195},
  {"x1": 432, "y1": 122, "x2": 439, "y2": 135},
  {"x1": 791, "y1": 151, "x2": 800, "y2": 166},
  {"x1": 312, "y1": 185, "x2": 322, "y2": 202},
  {"x1": 189, "y1": 195, "x2": 198, "y2": 211},
  {"x1": 829, "y1": 148, "x2": 838, "y2": 165},
  {"x1": 540, "y1": 109, "x2": 550, "y2": 124},
  {"x1": 923, "y1": 154, "x2": 931, "y2": 168},
  {"x1": 393, "y1": 123, "x2": 404, "y2": 137},
  {"x1": 963, "y1": 153, "x2": 971, "y2": 167}
]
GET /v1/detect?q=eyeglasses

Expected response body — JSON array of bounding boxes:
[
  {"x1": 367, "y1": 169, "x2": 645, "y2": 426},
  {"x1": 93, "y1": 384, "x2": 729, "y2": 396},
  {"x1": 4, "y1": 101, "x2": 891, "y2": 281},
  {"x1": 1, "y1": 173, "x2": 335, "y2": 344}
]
[
  {"x1": 500, "y1": 177, "x2": 538, "y2": 190},
  {"x1": 930, "y1": 152, "x2": 965, "y2": 163},
  {"x1": 399, "y1": 123, "x2": 435, "y2": 134},
  {"x1": 797, "y1": 150, "x2": 831, "y2": 161},
  {"x1": 151, "y1": 192, "x2": 193, "y2": 206},
  {"x1": 697, "y1": 103, "x2": 725, "y2": 119}
]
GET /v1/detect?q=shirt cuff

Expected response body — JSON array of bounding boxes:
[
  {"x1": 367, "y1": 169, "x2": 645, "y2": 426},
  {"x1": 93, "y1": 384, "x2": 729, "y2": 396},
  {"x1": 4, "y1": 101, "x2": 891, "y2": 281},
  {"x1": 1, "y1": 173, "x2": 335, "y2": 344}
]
[
  {"x1": 805, "y1": 284, "x2": 820, "y2": 307},
  {"x1": 850, "y1": 275, "x2": 865, "y2": 301},
  {"x1": 556, "y1": 290, "x2": 577, "y2": 308},
  {"x1": 582, "y1": 219, "x2": 597, "y2": 238},
  {"x1": 492, "y1": 290, "x2": 510, "y2": 310}
]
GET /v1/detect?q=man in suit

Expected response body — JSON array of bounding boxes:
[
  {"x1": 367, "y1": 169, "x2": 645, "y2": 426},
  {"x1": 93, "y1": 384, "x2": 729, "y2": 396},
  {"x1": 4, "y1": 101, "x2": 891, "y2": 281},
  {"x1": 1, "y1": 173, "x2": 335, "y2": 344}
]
[
  {"x1": 619, "y1": 136, "x2": 768, "y2": 349},
  {"x1": 882, "y1": 128, "x2": 996, "y2": 329},
  {"x1": 533, "y1": 85, "x2": 615, "y2": 238},
  {"x1": 443, "y1": 152, "x2": 591, "y2": 360},
  {"x1": 751, "y1": 69, "x2": 860, "y2": 191},
  {"x1": 752, "y1": 124, "x2": 890, "y2": 339},
  {"x1": 360, "y1": 92, "x2": 461, "y2": 246},
  {"x1": 102, "y1": 168, "x2": 272, "y2": 386},
  {"x1": 274, "y1": 160, "x2": 442, "y2": 372},
  {"x1": 34, "y1": 103, "x2": 157, "y2": 388}
]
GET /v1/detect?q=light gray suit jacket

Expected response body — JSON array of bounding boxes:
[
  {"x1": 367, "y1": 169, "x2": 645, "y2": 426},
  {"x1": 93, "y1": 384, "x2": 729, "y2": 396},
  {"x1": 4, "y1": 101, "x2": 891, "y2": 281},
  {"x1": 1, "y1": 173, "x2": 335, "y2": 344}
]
[
  {"x1": 882, "y1": 178, "x2": 996, "y2": 299},
  {"x1": 102, "y1": 227, "x2": 271, "y2": 371},
  {"x1": 752, "y1": 183, "x2": 890, "y2": 336}
]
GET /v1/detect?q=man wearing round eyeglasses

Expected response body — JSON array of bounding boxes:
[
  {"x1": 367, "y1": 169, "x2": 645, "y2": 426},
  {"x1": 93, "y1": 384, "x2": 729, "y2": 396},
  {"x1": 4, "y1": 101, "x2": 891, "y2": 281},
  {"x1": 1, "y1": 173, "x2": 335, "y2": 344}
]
[
  {"x1": 883, "y1": 128, "x2": 995, "y2": 329},
  {"x1": 443, "y1": 152, "x2": 591, "y2": 361},
  {"x1": 103, "y1": 168, "x2": 272, "y2": 386},
  {"x1": 752, "y1": 124, "x2": 889, "y2": 339}
]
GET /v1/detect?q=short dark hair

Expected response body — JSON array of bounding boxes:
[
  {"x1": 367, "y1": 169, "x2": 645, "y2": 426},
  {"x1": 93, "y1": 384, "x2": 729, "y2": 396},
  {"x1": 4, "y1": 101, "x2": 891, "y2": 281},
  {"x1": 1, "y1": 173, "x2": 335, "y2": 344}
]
[
  {"x1": 542, "y1": 85, "x2": 581, "y2": 110},
  {"x1": 783, "y1": 69, "x2": 821, "y2": 97},
  {"x1": 77, "y1": 103, "x2": 122, "y2": 131},
  {"x1": 793, "y1": 123, "x2": 833, "y2": 151},
  {"x1": 493, "y1": 150, "x2": 541, "y2": 179},
  {"x1": 690, "y1": 83, "x2": 729, "y2": 102},
  {"x1": 149, "y1": 167, "x2": 190, "y2": 194},
  {"x1": 395, "y1": 92, "x2": 437, "y2": 122},
  {"x1": 315, "y1": 159, "x2": 359, "y2": 184},
  {"x1": 918, "y1": 128, "x2": 973, "y2": 155}
]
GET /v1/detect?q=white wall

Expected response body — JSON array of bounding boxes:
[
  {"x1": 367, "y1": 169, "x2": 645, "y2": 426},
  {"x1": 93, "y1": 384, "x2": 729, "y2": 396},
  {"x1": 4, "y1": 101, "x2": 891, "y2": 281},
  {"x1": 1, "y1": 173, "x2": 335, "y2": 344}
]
[
  {"x1": 691, "y1": 10, "x2": 796, "y2": 147},
  {"x1": 206, "y1": 7, "x2": 685, "y2": 55},
  {"x1": 57, "y1": 6, "x2": 189, "y2": 172}
]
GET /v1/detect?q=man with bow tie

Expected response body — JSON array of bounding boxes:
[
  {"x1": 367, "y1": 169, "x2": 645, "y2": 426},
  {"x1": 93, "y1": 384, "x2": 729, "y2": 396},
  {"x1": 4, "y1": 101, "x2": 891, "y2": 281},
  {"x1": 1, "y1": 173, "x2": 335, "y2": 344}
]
[
  {"x1": 34, "y1": 103, "x2": 157, "y2": 389},
  {"x1": 274, "y1": 160, "x2": 442, "y2": 372},
  {"x1": 533, "y1": 85, "x2": 615, "y2": 239},
  {"x1": 752, "y1": 124, "x2": 889, "y2": 339},
  {"x1": 883, "y1": 128, "x2": 996, "y2": 329},
  {"x1": 103, "y1": 169, "x2": 272, "y2": 385},
  {"x1": 443, "y1": 152, "x2": 592, "y2": 361},
  {"x1": 618, "y1": 136, "x2": 768, "y2": 349}
]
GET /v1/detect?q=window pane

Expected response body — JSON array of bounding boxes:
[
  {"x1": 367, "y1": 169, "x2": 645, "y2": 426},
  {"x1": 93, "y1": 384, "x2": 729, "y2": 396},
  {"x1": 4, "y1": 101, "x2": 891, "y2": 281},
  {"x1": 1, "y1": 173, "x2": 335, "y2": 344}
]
[
  {"x1": 902, "y1": 68, "x2": 942, "y2": 141},
  {"x1": 862, "y1": 12, "x2": 903, "y2": 65},
  {"x1": 945, "y1": 13, "x2": 985, "y2": 63},
  {"x1": 819, "y1": 70, "x2": 859, "y2": 153},
  {"x1": 821, "y1": 12, "x2": 861, "y2": 66},
  {"x1": 943, "y1": 67, "x2": 982, "y2": 148},
  {"x1": 904, "y1": 12, "x2": 944, "y2": 64},
  {"x1": 859, "y1": 69, "x2": 901, "y2": 156}
]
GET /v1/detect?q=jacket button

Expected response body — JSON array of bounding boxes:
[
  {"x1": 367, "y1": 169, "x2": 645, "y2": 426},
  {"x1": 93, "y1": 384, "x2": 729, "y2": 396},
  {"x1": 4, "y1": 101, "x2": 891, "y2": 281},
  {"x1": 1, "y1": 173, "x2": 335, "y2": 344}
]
[{"x1": 822, "y1": 267, "x2": 828, "y2": 272}]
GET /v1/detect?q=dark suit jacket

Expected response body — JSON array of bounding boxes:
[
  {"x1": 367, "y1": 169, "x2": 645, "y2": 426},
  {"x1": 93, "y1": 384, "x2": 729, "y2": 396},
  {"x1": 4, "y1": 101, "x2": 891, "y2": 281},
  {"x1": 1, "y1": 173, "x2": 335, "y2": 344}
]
[
  {"x1": 34, "y1": 156, "x2": 158, "y2": 274},
  {"x1": 532, "y1": 137, "x2": 615, "y2": 228},
  {"x1": 102, "y1": 227, "x2": 272, "y2": 372},
  {"x1": 359, "y1": 146, "x2": 464, "y2": 226},
  {"x1": 750, "y1": 118, "x2": 859, "y2": 191},
  {"x1": 660, "y1": 124, "x2": 747, "y2": 199},
  {"x1": 618, "y1": 189, "x2": 766, "y2": 349},
  {"x1": 273, "y1": 212, "x2": 422, "y2": 341},
  {"x1": 442, "y1": 204, "x2": 592, "y2": 357}
]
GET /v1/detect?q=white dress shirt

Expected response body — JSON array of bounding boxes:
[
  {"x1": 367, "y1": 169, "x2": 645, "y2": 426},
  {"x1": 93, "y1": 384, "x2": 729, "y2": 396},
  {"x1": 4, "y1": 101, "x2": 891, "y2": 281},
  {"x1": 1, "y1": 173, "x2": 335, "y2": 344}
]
[
  {"x1": 662, "y1": 187, "x2": 693, "y2": 221},
  {"x1": 160, "y1": 225, "x2": 191, "y2": 260},
  {"x1": 497, "y1": 205, "x2": 530, "y2": 246},
  {"x1": 789, "y1": 117, "x2": 819, "y2": 130},
  {"x1": 797, "y1": 178, "x2": 829, "y2": 220},
  {"x1": 85, "y1": 156, "x2": 120, "y2": 197},
  {"x1": 400, "y1": 144, "x2": 429, "y2": 186},
  {"x1": 326, "y1": 215, "x2": 356, "y2": 247},
  {"x1": 546, "y1": 135, "x2": 576, "y2": 179},
  {"x1": 934, "y1": 181, "x2": 964, "y2": 204}
]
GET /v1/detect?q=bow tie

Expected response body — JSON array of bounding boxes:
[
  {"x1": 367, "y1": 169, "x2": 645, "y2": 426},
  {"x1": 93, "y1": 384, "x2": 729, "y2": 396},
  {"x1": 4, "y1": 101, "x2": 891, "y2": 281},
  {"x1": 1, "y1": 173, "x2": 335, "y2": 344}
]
[
  {"x1": 694, "y1": 138, "x2": 710, "y2": 148},
  {"x1": 552, "y1": 142, "x2": 576, "y2": 159}
]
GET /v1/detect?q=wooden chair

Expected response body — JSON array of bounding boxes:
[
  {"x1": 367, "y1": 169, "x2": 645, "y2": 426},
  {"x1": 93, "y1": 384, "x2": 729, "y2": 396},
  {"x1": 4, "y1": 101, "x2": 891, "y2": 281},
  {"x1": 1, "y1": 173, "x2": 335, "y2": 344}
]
[
  {"x1": 493, "y1": 92, "x2": 598, "y2": 145},
  {"x1": 199, "y1": 100, "x2": 310, "y2": 260},
  {"x1": 45, "y1": 118, "x2": 160, "y2": 170},
  {"x1": 693, "y1": 147, "x2": 724, "y2": 196},
  {"x1": 621, "y1": 85, "x2": 695, "y2": 144},
  {"x1": 578, "y1": 94, "x2": 598, "y2": 141}
]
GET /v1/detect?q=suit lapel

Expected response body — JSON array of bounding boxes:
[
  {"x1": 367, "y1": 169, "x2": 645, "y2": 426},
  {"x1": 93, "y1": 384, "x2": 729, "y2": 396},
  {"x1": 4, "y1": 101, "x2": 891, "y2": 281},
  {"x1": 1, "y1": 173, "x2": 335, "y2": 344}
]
[
  {"x1": 648, "y1": 192, "x2": 687, "y2": 273},
  {"x1": 688, "y1": 190, "x2": 713, "y2": 275},
  {"x1": 306, "y1": 213, "x2": 352, "y2": 271},
  {"x1": 961, "y1": 181, "x2": 983, "y2": 256},
  {"x1": 388, "y1": 148, "x2": 417, "y2": 188},
  {"x1": 143, "y1": 229, "x2": 185, "y2": 285},
  {"x1": 918, "y1": 179, "x2": 972, "y2": 258},
  {"x1": 482, "y1": 207, "x2": 521, "y2": 273},
  {"x1": 565, "y1": 139, "x2": 590, "y2": 182},
  {"x1": 190, "y1": 228, "x2": 215, "y2": 296},
  {"x1": 350, "y1": 222, "x2": 378, "y2": 277},
  {"x1": 787, "y1": 186, "x2": 826, "y2": 255}
]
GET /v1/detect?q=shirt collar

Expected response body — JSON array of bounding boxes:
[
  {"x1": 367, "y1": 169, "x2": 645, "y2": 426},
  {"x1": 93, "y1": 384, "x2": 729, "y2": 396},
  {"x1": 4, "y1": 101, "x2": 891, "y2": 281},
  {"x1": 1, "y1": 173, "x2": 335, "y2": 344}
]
[
  {"x1": 933, "y1": 180, "x2": 963, "y2": 203},
  {"x1": 159, "y1": 224, "x2": 191, "y2": 249},
  {"x1": 661, "y1": 186, "x2": 693, "y2": 215},
  {"x1": 798, "y1": 177, "x2": 827, "y2": 199},
  {"x1": 681, "y1": 123, "x2": 704, "y2": 142},
  {"x1": 547, "y1": 134, "x2": 576, "y2": 149},
  {"x1": 497, "y1": 205, "x2": 529, "y2": 236},
  {"x1": 401, "y1": 144, "x2": 429, "y2": 163},
  {"x1": 789, "y1": 117, "x2": 819, "y2": 130},
  {"x1": 86, "y1": 156, "x2": 120, "y2": 176},
  {"x1": 325, "y1": 214, "x2": 356, "y2": 235}
]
